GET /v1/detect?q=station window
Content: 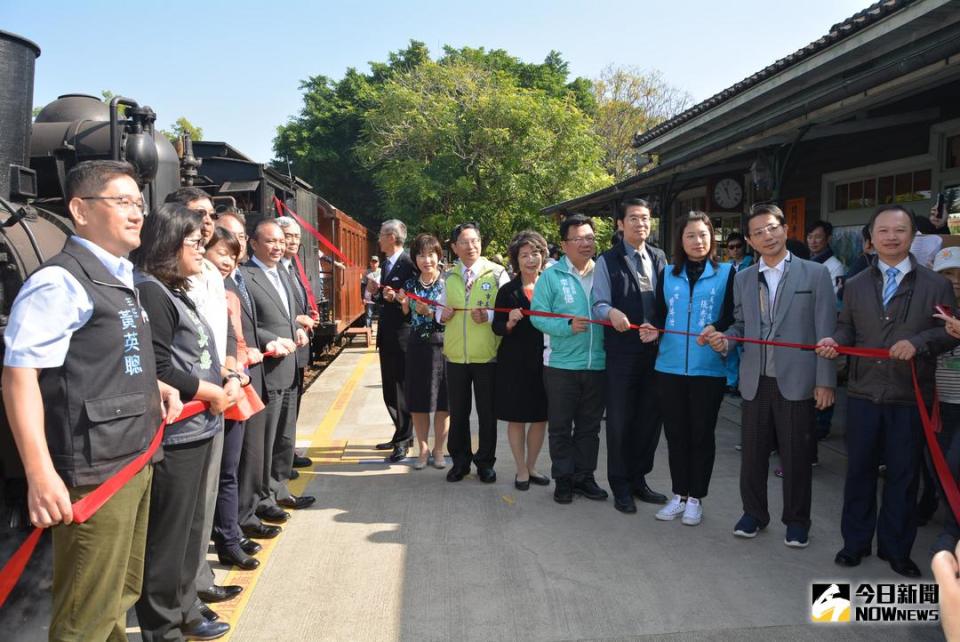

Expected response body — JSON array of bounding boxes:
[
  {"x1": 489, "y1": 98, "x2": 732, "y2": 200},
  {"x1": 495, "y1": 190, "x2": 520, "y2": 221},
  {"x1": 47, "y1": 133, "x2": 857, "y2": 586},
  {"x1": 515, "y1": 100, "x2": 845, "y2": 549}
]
[
  {"x1": 834, "y1": 169, "x2": 931, "y2": 210},
  {"x1": 947, "y1": 134, "x2": 960, "y2": 169}
]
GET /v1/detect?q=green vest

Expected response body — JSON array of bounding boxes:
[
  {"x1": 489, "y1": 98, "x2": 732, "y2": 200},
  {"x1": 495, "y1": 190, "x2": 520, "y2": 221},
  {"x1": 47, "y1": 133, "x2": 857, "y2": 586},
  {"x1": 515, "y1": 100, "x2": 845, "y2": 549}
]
[{"x1": 442, "y1": 258, "x2": 504, "y2": 364}]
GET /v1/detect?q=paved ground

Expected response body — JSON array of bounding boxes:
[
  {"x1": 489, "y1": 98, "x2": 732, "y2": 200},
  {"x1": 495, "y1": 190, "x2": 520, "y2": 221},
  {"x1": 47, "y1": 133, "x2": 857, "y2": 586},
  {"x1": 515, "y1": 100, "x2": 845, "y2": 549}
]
[{"x1": 0, "y1": 342, "x2": 948, "y2": 640}]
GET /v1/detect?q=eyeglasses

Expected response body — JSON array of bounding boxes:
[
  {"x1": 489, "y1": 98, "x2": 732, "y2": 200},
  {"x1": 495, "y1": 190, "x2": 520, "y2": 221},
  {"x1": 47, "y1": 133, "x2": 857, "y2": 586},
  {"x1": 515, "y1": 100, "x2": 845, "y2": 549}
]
[
  {"x1": 727, "y1": 243, "x2": 744, "y2": 250},
  {"x1": 192, "y1": 208, "x2": 216, "y2": 219},
  {"x1": 183, "y1": 237, "x2": 205, "y2": 250},
  {"x1": 79, "y1": 195, "x2": 145, "y2": 213},
  {"x1": 564, "y1": 235, "x2": 596, "y2": 245},
  {"x1": 749, "y1": 223, "x2": 783, "y2": 239}
]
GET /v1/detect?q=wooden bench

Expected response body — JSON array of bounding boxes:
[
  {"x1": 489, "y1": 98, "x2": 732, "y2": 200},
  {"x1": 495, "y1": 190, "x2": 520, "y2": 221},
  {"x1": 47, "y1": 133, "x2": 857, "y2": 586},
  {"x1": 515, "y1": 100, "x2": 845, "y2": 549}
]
[{"x1": 345, "y1": 326, "x2": 373, "y2": 347}]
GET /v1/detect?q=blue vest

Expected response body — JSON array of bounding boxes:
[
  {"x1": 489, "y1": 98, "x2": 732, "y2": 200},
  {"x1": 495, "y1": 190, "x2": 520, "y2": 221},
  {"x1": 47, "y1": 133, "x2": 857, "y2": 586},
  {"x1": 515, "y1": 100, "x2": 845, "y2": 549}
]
[{"x1": 655, "y1": 261, "x2": 731, "y2": 377}]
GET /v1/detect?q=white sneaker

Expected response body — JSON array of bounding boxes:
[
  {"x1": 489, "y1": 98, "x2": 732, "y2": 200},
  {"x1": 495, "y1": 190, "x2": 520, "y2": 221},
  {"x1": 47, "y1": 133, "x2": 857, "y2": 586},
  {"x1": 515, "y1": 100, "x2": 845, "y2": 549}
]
[
  {"x1": 681, "y1": 498, "x2": 702, "y2": 526},
  {"x1": 655, "y1": 495, "x2": 686, "y2": 521}
]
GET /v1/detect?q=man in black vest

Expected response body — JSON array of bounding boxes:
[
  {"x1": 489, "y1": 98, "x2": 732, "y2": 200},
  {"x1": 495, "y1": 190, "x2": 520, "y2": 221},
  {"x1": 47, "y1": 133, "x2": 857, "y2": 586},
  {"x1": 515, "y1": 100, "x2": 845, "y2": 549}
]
[
  {"x1": 592, "y1": 198, "x2": 668, "y2": 513},
  {"x1": 2, "y1": 161, "x2": 181, "y2": 639},
  {"x1": 375, "y1": 219, "x2": 417, "y2": 462}
]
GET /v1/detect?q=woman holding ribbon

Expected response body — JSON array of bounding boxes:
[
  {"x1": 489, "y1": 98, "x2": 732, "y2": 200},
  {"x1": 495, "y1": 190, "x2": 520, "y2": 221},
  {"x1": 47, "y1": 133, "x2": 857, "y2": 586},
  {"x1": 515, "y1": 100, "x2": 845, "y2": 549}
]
[
  {"x1": 132, "y1": 203, "x2": 237, "y2": 641},
  {"x1": 493, "y1": 230, "x2": 550, "y2": 491},
  {"x1": 639, "y1": 211, "x2": 734, "y2": 527},
  {"x1": 397, "y1": 234, "x2": 449, "y2": 470}
]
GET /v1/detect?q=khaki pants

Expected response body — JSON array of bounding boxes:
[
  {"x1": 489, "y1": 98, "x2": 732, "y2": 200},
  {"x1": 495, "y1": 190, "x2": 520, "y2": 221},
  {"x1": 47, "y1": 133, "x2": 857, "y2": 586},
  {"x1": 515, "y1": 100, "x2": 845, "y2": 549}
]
[{"x1": 50, "y1": 464, "x2": 153, "y2": 642}]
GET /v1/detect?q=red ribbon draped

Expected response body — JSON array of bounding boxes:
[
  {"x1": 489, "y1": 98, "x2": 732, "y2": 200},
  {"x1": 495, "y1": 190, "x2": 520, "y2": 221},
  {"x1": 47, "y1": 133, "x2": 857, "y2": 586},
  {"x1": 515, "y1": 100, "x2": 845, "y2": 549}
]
[
  {"x1": 0, "y1": 399, "x2": 207, "y2": 608},
  {"x1": 404, "y1": 290, "x2": 960, "y2": 522},
  {"x1": 273, "y1": 197, "x2": 353, "y2": 268}
]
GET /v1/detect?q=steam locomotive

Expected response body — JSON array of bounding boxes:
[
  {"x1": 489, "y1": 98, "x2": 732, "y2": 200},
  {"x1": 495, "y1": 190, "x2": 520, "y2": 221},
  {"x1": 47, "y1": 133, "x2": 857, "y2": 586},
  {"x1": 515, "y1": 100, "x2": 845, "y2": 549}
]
[{"x1": 0, "y1": 29, "x2": 374, "y2": 532}]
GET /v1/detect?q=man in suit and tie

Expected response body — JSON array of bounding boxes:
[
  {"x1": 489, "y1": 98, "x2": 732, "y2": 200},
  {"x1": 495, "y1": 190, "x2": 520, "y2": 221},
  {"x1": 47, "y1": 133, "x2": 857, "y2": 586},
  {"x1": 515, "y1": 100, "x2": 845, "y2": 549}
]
[
  {"x1": 593, "y1": 198, "x2": 668, "y2": 513},
  {"x1": 707, "y1": 203, "x2": 836, "y2": 548},
  {"x1": 375, "y1": 219, "x2": 417, "y2": 463},
  {"x1": 241, "y1": 220, "x2": 315, "y2": 529},
  {"x1": 276, "y1": 215, "x2": 319, "y2": 470}
]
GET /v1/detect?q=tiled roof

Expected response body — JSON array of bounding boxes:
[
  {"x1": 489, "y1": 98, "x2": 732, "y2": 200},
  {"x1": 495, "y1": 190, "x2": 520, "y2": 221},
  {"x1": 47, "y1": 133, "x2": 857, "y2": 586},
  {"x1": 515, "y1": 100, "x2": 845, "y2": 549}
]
[{"x1": 632, "y1": 0, "x2": 918, "y2": 148}]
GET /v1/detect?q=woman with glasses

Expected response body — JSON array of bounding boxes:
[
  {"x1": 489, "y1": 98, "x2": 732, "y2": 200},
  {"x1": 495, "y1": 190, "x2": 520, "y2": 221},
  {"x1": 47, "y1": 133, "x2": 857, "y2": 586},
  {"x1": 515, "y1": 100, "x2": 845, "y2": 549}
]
[
  {"x1": 493, "y1": 231, "x2": 550, "y2": 490},
  {"x1": 132, "y1": 203, "x2": 238, "y2": 641},
  {"x1": 638, "y1": 211, "x2": 735, "y2": 527},
  {"x1": 396, "y1": 234, "x2": 449, "y2": 469}
]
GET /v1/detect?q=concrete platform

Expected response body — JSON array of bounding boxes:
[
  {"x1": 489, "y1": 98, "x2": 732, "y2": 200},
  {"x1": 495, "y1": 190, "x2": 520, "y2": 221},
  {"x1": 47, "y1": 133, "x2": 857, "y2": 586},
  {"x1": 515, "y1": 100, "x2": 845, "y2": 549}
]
[{"x1": 217, "y1": 346, "x2": 944, "y2": 641}]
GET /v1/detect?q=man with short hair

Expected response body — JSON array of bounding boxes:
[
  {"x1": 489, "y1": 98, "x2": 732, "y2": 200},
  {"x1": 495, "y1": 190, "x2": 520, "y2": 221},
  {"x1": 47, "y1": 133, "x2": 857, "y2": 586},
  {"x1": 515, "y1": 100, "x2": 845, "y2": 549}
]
[
  {"x1": 362, "y1": 256, "x2": 381, "y2": 327},
  {"x1": 240, "y1": 221, "x2": 315, "y2": 531},
  {"x1": 439, "y1": 222, "x2": 510, "y2": 482},
  {"x1": 708, "y1": 203, "x2": 836, "y2": 549},
  {"x1": 375, "y1": 220, "x2": 417, "y2": 462},
  {"x1": 592, "y1": 198, "x2": 668, "y2": 513},
  {"x1": 3, "y1": 160, "x2": 181, "y2": 640},
  {"x1": 532, "y1": 214, "x2": 606, "y2": 504},
  {"x1": 806, "y1": 220, "x2": 845, "y2": 297},
  {"x1": 818, "y1": 205, "x2": 956, "y2": 577}
]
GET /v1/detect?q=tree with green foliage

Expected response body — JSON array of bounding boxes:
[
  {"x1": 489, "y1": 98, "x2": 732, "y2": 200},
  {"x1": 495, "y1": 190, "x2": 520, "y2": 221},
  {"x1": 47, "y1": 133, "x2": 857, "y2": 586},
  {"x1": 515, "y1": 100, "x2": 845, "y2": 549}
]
[
  {"x1": 273, "y1": 40, "x2": 602, "y2": 237},
  {"x1": 356, "y1": 60, "x2": 611, "y2": 252},
  {"x1": 161, "y1": 117, "x2": 203, "y2": 144}
]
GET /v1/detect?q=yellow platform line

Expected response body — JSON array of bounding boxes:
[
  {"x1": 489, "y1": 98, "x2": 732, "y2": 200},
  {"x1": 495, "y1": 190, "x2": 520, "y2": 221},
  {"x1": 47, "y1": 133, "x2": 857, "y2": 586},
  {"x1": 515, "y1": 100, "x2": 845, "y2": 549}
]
[{"x1": 217, "y1": 349, "x2": 376, "y2": 640}]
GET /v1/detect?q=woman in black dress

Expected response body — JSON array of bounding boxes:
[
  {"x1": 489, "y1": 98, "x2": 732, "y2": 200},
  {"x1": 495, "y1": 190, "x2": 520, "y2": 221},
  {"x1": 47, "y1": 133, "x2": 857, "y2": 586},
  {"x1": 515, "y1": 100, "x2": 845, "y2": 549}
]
[{"x1": 493, "y1": 230, "x2": 550, "y2": 490}]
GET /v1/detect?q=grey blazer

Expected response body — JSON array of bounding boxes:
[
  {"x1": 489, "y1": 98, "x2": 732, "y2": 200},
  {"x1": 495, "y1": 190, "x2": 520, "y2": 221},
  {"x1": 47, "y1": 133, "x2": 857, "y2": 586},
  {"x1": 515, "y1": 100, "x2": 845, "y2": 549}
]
[
  {"x1": 726, "y1": 254, "x2": 837, "y2": 401},
  {"x1": 241, "y1": 262, "x2": 298, "y2": 392}
]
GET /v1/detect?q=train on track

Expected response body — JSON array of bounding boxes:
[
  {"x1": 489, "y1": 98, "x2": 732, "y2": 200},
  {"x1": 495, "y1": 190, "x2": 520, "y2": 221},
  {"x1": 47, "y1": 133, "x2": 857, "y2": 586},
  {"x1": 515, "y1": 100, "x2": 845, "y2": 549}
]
[{"x1": 0, "y1": 29, "x2": 375, "y2": 527}]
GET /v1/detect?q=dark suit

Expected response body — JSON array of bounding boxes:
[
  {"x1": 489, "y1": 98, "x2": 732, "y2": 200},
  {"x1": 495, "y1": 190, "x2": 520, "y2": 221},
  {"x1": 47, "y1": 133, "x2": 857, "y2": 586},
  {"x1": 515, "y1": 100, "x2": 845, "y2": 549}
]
[
  {"x1": 280, "y1": 259, "x2": 312, "y2": 372},
  {"x1": 240, "y1": 260, "x2": 300, "y2": 522},
  {"x1": 593, "y1": 241, "x2": 667, "y2": 497},
  {"x1": 377, "y1": 251, "x2": 417, "y2": 445}
]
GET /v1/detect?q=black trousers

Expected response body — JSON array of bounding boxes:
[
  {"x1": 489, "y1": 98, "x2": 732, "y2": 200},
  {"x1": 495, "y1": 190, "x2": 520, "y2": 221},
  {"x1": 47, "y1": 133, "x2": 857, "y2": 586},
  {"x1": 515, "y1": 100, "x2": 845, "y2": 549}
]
[
  {"x1": 214, "y1": 419, "x2": 245, "y2": 548},
  {"x1": 936, "y1": 403, "x2": 960, "y2": 541},
  {"x1": 267, "y1": 385, "x2": 299, "y2": 504},
  {"x1": 543, "y1": 367, "x2": 605, "y2": 481},
  {"x1": 604, "y1": 352, "x2": 661, "y2": 494},
  {"x1": 842, "y1": 397, "x2": 922, "y2": 559},
  {"x1": 238, "y1": 403, "x2": 266, "y2": 529},
  {"x1": 379, "y1": 347, "x2": 412, "y2": 444},
  {"x1": 446, "y1": 361, "x2": 497, "y2": 470},
  {"x1": 657, "y1": 372, "x2": 726, "y2": 499},
  {"x1": 741, "y1": 376, "x2": 815, "y2": 529},
  {"x1": 136, "y1": 437, "x2": 213, "y2": 641}
]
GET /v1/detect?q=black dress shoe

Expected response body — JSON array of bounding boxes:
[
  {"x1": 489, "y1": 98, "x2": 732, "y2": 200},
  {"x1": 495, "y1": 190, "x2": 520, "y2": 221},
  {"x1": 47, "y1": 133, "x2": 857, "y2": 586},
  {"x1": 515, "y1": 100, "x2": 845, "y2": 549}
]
[
  {"x1": 554, "y1": 478, "x2": 574, "y2": 504},
  {"x1": 198, "y1": 602, "x2": 219, "y2": 622},
  {"x1": 239, "y1": 537, "x2": 262, "y2": 555},
  {"x1": 278, "y1": 494, "x2": 316, "y2": 510},
  {"x1": 375, "y1": 441, "x2": 395, "y2": 451},
  {"x1": 289, "y1": 469, "x2": 300, "y2": 480},
  {"x1": 528, "y1": 473, "x2": 550, "y2": 486},
  {"x1": 255, "y1": 505, "x2": 290, "y2": 523},
  {"x1": 387, "y1": 445, "x2": 408, "y2": 463},
  {"x1": 183, "y1": 619, "x2": 230, "y2": 641},
  {"x1": 217, "y1": 545, "x2": 261, "y2": 570},
  {"x1": 834, "y1": 547, "x2": 871, "y2": 567},
  {"x1": 878, "y1": 551, "x2": 922, "y2": 577},
  {"x1": 477, "y1": 467, "x2": 497, "y2": 483},
  {"x1": 614, "y1": 494, "x2": 637, "y2": 514},
  {"x1": 633, "y1": 480, "x2": 667, "y2": 505},
  {"x1": 446, "y1": 466, "x2": 469, "y2": 482},
  {"x1": 514, "y1": 477, "x2": 530, "y2": 491},
  {"x1": 241, "y1": 523, "x2": 281, "y2": 539},
  {"x1": 573, "y1": 476, "x2": 608, "y2": 501},
  {"x1": 197, "y1": 584, "x2": 243, "y2": 603},
  {"x1": 292, "y1": 454, "x2": 312, "y2": 468}
]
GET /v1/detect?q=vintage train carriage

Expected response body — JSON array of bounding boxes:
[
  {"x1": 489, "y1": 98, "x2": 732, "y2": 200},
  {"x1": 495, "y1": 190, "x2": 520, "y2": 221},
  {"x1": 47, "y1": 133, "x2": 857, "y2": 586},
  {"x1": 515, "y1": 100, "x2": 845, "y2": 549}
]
[{"x1": 315, "y1": 197, "x2": 374, "y2": 337}]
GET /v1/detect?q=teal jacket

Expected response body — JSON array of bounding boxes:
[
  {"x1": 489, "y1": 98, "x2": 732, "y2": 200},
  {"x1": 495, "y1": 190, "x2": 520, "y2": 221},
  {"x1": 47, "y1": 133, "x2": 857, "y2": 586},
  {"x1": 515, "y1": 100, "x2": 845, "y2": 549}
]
[{"x1": 530, "y1": 256, "x2": 605, "y2": 371}]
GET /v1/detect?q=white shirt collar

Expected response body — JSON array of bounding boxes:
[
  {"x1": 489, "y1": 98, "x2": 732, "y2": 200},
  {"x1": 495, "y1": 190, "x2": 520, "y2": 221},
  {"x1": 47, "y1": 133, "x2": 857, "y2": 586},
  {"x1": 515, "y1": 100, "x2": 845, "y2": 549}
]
[
  {"x1": 280, "y1": 257, "x2": 292, "y2": 269},
  {"x1": 877, "y1": 256, "x2": 912, "y2": 276},
  {"x1": 72, "y1": 235, "x2": 134, "y2": 288},
  {"x1": 386, "y1": 248, "x2": 404, "y2": 266},
  {"x1": 250, "y1": 255, "x2": 278, "y2": 274},
  {"x1": 758, "y1": 251, "x2": 791, "y2": 274}
]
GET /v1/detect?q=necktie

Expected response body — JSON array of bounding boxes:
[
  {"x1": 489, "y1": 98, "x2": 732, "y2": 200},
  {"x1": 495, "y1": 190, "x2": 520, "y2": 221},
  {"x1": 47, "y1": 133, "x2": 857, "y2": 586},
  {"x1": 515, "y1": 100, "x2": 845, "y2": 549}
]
[
  {"x1": 233, "y1": 271, "x2": 252, "y2": 313},
  {"x1": 882, "y1": 267, "x2": 900, "y2": 308},
  {"x1": 269, "y1": 269, "x2": 289, "y2": 313},
  {"x1": 464, "y1": 268, "x2": 475, "y2": 299}
]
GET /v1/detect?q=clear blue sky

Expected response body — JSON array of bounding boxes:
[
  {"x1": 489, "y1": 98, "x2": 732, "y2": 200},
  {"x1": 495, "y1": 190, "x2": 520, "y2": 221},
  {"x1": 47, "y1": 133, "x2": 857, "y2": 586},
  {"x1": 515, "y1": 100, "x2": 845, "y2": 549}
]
[{"x1": 4, "y1": 0, "x2": 868, "y2": 163}]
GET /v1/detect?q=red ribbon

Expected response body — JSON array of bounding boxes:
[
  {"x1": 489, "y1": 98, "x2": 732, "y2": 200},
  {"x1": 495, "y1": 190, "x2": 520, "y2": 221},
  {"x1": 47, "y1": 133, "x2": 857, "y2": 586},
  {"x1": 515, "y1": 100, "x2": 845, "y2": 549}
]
[
  {"x1": 273, "y1": 197, "x2": 353, "y2": 268},
  {"x1": 0, "y1": 399, "x2": 208, "y2": 608},
  {"x1": 406, "y1": 290, "x2": 959, "y2": 520},
  {"x1": 292, "y1": 254, "x2": 320, "y2": 320}
]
